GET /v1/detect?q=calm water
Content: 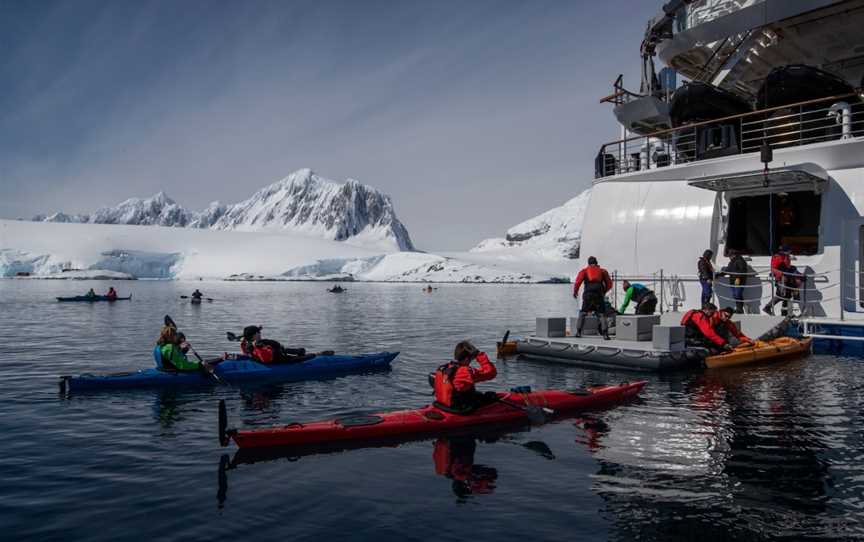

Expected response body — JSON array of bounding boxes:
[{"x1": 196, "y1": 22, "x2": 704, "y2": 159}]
[{"x1": 1, "y1": 280, "x2": 863, "y2": 541}]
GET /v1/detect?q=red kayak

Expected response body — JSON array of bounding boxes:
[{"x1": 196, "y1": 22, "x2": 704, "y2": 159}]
[{"x1": 219, "y1": 381, "x2": 646, "y2": 449}]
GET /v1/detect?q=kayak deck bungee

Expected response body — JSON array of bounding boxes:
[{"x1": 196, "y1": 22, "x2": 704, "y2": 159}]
[
  {"x1": 60, "y1": 351, "x2": 398, "y2": 392},
  {"x1": 57, "y1": 295, "x2": 132, "y2": 302},
  {"x1": 220, "y1": 381, "x2": 646, "y2": 449},
  {"x1": 704, "y1": 337, "x2": 812, "y2": 368}
]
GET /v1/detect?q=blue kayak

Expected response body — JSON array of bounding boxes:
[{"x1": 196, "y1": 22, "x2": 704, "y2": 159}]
[
  {"x1": 60, "y1": 351, "x2": 398, "y2": 392},
  {"x1": 57, "y1": 295, "x2": 132, "y2": 302}
]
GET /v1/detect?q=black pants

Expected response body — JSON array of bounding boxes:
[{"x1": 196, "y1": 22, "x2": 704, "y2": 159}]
[
  {"x1": 258, "y1": 339, "x2": 308, "y2": 364},
  {"x1": 635, "y1": 295, "x2": 657, "y2": 315},
  {"x1": 451, "y1": 390, "x2": 499, "y2": 414}
]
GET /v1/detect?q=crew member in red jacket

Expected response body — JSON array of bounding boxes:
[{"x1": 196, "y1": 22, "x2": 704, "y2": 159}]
[
  {"x1": 573, "y1": 256, "x2": 613, "y2": 339},
  {"x1": 240, "y1": 325, "x2": 309, "y2": 364},
  {"x1": 763, "y1": 245, "x2": 793, "y2": 315},
  {"x1": 681, "y1": 303, "x2": 731, "y2": 352},
  {"x1": 711, "y1": 307, "x2": 753, "y2": 347},
  {"x1": 434, "y1": 341, "x2": 498, "y2": 413}
]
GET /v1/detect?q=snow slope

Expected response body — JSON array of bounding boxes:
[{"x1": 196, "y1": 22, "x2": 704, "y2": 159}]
[
  {"x1": 0, "y1": 219, "x2": 571, "y2": 282},
  {"x1": 34, "y1": 168, "x2": 414, "y2": 252},
  {"x1": 472, "y1": 188, "x2": 591, "y2": 261}
]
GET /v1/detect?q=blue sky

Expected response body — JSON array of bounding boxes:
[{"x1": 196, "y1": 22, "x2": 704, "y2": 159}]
[{"x1": 0, "y1": 0, "x2": 658, "y2": 250}]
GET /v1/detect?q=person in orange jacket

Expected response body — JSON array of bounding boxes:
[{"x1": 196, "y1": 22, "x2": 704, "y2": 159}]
[
  {"x1": 573, "y1": 256, "x2": 613, "y2": 339},
  {"x1": 681, "y1": 303, "x2": 731, "y2": 353},
  {"x1": 433, "y1": 341, "x2": 498, "y2": 413},
  {"x1": 711, "y1": 307, "x2": 753, "y2": 347},
  {"x1": 763, "y1": 245, "x2": 793, "y2": 315},
  {"x1": 239, "y1": 325, "x2": 310, "y2": 364}
]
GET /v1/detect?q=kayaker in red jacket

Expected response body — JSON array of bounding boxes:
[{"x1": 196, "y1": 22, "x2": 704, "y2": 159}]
[
  {"x1": 105, "y1": 287, "x2": 117, "y2": 300},
  {"x1": 240, "y1": 325, "x2": 309, "y2": 364},
  {"x1": 711, "y1": 307, "x2": 753, "y2": 347},
  {"x1": 434, "y1": 341, "x2": 498, "y2": 413},
  {"x1": 573, "y1": 256, "x2": 613, "y2": 339},
  {"x1": 681, "y1": 303, "x2": 731, "y2": 352}
]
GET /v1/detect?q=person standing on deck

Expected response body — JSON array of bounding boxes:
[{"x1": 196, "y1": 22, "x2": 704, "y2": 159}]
[
  {"x1": 573, "y1": 256, "x2": 613, "y2": 339},
  {"x1": 619, "y1": 280, "x2": 657, "y2": 315},
  {"x1": 722, "y1": 250, "x2": 749, "y2": 314},
  {"x1": 698, "y1": 250, "x2": 716, "y2": 306},
  {"x1": 763, "y1": 245, "x2": 792, "y2": 315}
]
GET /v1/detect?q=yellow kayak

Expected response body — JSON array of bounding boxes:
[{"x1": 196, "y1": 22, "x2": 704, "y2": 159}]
[
  {"x1": 704, "y1": 337, "x2": 812, "y2": 369},
  {"x1": 497, "y1": 341, "x2": 518, "y2": 357}
]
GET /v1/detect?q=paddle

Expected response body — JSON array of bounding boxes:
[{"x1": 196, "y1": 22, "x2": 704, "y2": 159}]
[
  {"x1": 180, "y1": 295, "x2": 215, "y2": 302},
  {"x1": 502, "y1": 330, "x2": 510, "y2": 344},
  {"x1": 495, "y1": 394, "x2": 553, "y2": 424},
  {"x1": 224, "y1": 331, "x2": 333, "y2": 357},
  {"x1": 164, "y1": 315, "x2": 224, "y2": 384}
]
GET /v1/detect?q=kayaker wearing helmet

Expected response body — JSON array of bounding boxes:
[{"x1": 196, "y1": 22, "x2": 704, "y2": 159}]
[
  {"x1": 712, "y1": 307, "x2": 753, "y2": 348},
  {"x1": 680, "y1": 302, "x2": 731, "y2": 353},
  {"x1": 240, "y1": 325, "x2": 309, "y2": 364},
  {"x1": 573, "y1": 256, "x2": 613, "y2": 339},
  {"x1": 433, "y1": 341, "x2": 498, "y2": 413}
]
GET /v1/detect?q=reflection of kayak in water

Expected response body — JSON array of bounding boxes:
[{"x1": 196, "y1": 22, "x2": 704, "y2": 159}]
[
  {"x1": 190, "y1": 298, "x2": 202, "y2": 305},
  {"x1": 60, "y1": 351, "x2": 398, "y2": 392},
  {"x1": 220, "y1": 381, "x2": 646, "y2": 449},
  {"x1": 704, "y1": 337, "x2": 812, "y2": 368}
]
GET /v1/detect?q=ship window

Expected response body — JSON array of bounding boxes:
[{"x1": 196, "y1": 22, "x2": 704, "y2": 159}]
[{"x1": 725, "y1": 191, "x2": 821, "y2": 256}]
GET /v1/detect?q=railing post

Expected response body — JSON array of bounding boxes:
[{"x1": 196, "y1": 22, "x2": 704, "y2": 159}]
[
  {"x1": 660, "y1": 269, "x2": 665, "y2": 314},
  {"x1": 613, "y1": 270, "x2": 618, "y2": 308}
]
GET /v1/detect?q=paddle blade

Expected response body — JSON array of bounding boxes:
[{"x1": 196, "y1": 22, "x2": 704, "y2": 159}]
[
  {"x1": 502, "y1": 330, "x2": 510, "y2": 344},
  {"x1": 218, "y1": 400, "x2": 229, "y2": 447},
  {"x1": 164, "y1": 315, "x2": 176, "y2": 329}
]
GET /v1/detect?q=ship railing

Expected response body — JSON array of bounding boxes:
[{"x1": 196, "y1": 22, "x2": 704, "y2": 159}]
[
  {"x1": 596, "y1": 92, "x2": 864, "y2": 179},
  {"x1": 608, "y1": 267, "x2": 839, "y2": 318}
]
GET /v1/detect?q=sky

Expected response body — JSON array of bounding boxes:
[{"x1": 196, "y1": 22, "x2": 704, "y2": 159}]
[{"x1": 0, "y1": 0, "x2": 659, "y2": 250}]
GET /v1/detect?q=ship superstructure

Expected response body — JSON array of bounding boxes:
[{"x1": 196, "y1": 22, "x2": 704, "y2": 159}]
[{"x1": 581, "y1": 0, "x2": 864, "y2": 346}]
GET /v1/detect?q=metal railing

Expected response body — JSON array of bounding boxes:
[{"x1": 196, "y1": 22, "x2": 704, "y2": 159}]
[
  {"x1": 607, "y1": 267, "x2": 837, "y2": 319},
  {"x1": 596, "y1": 92, "x2": 864, "y2": 178}
]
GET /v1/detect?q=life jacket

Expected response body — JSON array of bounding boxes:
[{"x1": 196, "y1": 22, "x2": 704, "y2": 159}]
[
  {"x1": 680, "y1": 309, "x2": 704, "y2": 337},
  {"x1": 433, "y1": 362, "x2": 460, "y2": 407}
]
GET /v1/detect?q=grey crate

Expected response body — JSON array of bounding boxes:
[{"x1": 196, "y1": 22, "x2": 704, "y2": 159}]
[
  {"x1": 536, "y1": 317, "x2": 566, "y2": 338},
  {"x1": 569, "y1": 316, "x2": 600, "y2": 336},
  {"x1": 616, "y1": 315, "x2": 661, "y2": 341},
  {"x1": 652, "y1": 325, "x2": 686, "y2": 351}
]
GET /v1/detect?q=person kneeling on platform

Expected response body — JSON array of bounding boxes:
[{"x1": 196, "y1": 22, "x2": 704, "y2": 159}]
[
  {"x1": 239, "y1": 325, "x2": 312, "y2": 364},
  {"x1": 433, "y1": 341, "x2": 498, "y2": 414},
  {"x1": 573, "y1": 256, "x2": 613, "y2": 340},
  {"x1": 619, "y1": 280, "x2": 657, "y2": 315},
  {"x1": 711, "y1": 307, "x2": 753, "y2": 348},
  {"x1": 680, "y1": 303, "x2": 732, "y2": 354}
]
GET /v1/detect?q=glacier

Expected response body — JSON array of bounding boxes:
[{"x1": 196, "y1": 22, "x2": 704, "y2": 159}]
[
  {"x1": 34, "y1": 168, "x2": 414, "y2": 252},
  {"x1": 472, "y1": 188, "x2": 591, "y2": 261}
]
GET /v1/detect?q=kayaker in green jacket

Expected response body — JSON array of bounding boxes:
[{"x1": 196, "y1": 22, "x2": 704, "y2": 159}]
[
  {"x1": 619, "y1": 280, "x2": 657, "y2": 315},
  {"x1": 85, "y1": 288, "x2": 97, "y2": 298},
  {"x1": 157, "y1": 325, "x2": 204, "y2": 372}
]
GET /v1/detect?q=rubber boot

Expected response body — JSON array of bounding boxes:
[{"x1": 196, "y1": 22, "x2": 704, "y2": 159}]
[
  {"x1": 599, "y1": 314, "x2": 611, "y2": 340},
  {"x1": 574, "y1": 313, "x2": 585, "y2": 338}
]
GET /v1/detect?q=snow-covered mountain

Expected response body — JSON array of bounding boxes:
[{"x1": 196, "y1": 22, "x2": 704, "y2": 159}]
[
  {"x1": 471, "y1": 188, "x2": 591, "y2": 260},
  {"x1": 34, "y1": 169, "x2": 414, "y2": 251}
]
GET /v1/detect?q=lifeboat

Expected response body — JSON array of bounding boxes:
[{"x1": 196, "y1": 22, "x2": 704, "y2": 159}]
[{"x1": 668, "y1": 82, "x2": 752, "y2": 160}]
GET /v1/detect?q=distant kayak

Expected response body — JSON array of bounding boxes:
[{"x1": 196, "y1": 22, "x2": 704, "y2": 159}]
[
  {"x1": 57, "y1": 295, "x2": 132, "y2": 302},
  {"x1": 190, "y1": 298, "x2": 202, "y2": 305},
  {"x1": 327, "y1": 288, "x2": 346, "y2": 293},
  {"x1": 220, "y1": 381, "x2": 646, "y2": 449},
  {"x1": 60, "y1": 351, "x2": 397, "y2": 392}
]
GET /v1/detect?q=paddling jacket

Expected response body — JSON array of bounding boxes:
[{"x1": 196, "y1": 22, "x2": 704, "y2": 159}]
[
  {"x1": 433, "y1": 353, "x2": 497, "y2": 407},
  {"x1": 240, "y1": 339, "x2": 276, "y2": 364},
  {"x1": 159, "y1": 343, "x2": 200, "y2": 372},
  {"x1": 573, "y1": 265, "x2": 612, "y2": 297},
  {"x1": 697, "y1": 257, "x2": 715, "y2": 281},
  {"x1": 106, "y1": 289, "x2": 117, "y2": 299},
  {"x1": 770, "y1": 253, "x2": 791, "y2": 282},
  {"x1": 680, "y1": 310, "x2": 726, "y2": 347},
  {"x1": 710, "y1": 313, "x2": 751, "y2": 342},
  {"x1": 619, "y1": 283, "x2": 654, "y2": 313}
]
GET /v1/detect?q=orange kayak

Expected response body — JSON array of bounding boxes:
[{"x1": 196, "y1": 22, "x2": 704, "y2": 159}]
[
  {"x1": 704, "y1": 337, "x2": 812, "y2": 369},
  {"x1": 496, "y1": 341, "x2": 518, "y2": 357}
]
